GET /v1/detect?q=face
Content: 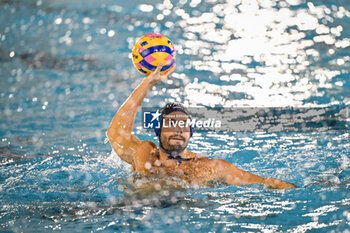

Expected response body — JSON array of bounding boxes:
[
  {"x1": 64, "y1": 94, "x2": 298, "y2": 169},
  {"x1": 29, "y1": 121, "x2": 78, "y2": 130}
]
[{"x1": 159, "y1": 111, "x2": 191, "y2": 153}]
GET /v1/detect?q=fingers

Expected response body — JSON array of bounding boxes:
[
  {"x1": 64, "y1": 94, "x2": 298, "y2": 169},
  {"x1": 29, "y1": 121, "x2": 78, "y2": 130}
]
[
  {"x1": 149, "y1": 62, "x2": 175, "y2": 82},
  {"x1": 154, "y1": 62, "x2": 163, "y2": 73}
]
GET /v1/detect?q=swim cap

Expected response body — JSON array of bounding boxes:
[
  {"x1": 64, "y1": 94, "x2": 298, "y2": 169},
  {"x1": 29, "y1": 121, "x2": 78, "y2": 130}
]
[{"x1": 154, "y1": 103, "x2": 193, "y2": 137}]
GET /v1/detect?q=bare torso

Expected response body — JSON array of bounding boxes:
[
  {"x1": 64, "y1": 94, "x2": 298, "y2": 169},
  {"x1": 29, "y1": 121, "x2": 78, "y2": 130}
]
[{"x1": 133, "y1": 145, "x2": 223, "y2": 186}]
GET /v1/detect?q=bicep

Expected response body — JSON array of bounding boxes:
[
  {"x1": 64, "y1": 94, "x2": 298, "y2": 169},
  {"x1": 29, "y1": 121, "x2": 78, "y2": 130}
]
[{"x1": 214, "y1": 159, "x2": 265, "y2": 186}]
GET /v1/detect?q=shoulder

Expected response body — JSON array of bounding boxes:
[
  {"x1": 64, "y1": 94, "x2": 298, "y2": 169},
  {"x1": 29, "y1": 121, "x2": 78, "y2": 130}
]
[
  {"x1": 135, "y1": 140, "x2": 158, "y2": 157},
  {"x1": 186, "y1": 150, "x2": 204, "y2": 159},
  {"x1": 197, "y1": 158, "x2": 240, "y2": 174},
  {"x1": 191, "y1": 157, "x2": 229, "y2": 169},
  {"x1": 138, "y1": 139, "x2": 157, "y2": 148},
  {"x1": 194, "y1": 157, "x2": 230, "y2": 164}
]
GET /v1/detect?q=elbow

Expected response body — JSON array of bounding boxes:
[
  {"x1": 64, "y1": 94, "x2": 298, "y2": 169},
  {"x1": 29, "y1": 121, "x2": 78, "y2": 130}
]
[
  {"x1": 106, "y1": 127, "x2": 112, "y2": 139},
  {"x1": 107, "y1": 122, "x2": 129, "y2": 140},
  {"x1": 107, "y1": 126, "x2": 129, "y2": 143},
  {"x1": 107, "y1": 127, "x2": 117, "y2": 141}
]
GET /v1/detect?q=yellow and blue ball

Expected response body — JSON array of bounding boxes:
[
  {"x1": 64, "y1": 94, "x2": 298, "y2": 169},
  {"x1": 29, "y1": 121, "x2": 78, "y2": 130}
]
[{"x1": 132, "y1": 33, "x2": 176, "y2": 76}]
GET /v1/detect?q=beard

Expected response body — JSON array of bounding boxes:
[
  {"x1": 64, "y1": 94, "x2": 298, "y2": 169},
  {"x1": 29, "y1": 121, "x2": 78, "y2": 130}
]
[{"x1": 161, "y1": 134, "x2": 188, "y2": 154}]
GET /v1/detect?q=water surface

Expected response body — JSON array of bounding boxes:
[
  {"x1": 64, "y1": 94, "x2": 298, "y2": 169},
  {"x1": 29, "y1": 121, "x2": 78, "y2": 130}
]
[{"x1": 0, "y1": 0, "x2": 349, "y2": 232}]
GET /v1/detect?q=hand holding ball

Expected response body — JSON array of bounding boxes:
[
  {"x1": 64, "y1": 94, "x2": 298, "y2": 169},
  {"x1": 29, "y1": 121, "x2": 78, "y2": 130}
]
[{"x1": 132, "y1": 33, "x2": 176, "y2": 76}]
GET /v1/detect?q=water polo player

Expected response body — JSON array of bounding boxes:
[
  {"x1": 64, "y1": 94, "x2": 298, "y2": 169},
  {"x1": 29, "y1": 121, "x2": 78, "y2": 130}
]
[{"x1": 107, "y1": 63, "x2": 297, "y2": 189}]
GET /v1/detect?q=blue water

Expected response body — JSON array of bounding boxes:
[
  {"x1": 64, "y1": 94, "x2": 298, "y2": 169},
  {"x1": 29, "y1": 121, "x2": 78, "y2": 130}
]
[{"x1": 1, "y1": 0, "x2": 349, "y2": 232}]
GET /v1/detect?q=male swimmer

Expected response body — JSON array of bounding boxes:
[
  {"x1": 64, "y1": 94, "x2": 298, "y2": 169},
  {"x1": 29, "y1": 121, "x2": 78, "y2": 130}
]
[{"x1": 107, "y1": 63, "x2": 297, "y2": 189}]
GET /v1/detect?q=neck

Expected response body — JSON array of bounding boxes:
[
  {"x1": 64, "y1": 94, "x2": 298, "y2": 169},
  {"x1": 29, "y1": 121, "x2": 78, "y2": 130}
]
[
  {"x1": 158, "y1": 147, "x2": 188, "y2": 160},
  {"x1": 159, "y1": 148, "x2": 196, "y2": 166}
]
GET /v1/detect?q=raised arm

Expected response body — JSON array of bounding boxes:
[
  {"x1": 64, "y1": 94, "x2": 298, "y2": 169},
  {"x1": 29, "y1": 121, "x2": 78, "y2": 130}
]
[
  {"x1": 214, "y1": 159, "x2": 298, "y2": 189},
  {"x1": 107, "y1": 63, "x2": 175, "y2": 164}
]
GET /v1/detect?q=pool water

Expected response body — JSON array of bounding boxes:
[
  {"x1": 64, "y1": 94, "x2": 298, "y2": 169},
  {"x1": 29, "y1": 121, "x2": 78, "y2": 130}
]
[{"x1": 1, "y1": 0, "x2": 349, "y2": 232}]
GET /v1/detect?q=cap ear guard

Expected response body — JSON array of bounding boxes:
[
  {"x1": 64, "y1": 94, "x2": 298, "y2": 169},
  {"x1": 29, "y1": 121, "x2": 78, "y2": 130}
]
[{"x1": 154, "y1": 128, "x2": 160, "y2": 137}]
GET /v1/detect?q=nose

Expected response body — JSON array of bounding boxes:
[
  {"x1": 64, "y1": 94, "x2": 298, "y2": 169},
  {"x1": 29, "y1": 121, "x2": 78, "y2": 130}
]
[{"x1": 174, "y1": 122, "x2": 183, "y2": 133}]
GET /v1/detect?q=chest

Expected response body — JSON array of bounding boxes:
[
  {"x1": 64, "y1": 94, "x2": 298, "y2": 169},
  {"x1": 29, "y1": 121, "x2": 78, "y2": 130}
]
[{"x1": 148, "y1": 158, "x2": 218, "y2": 185}]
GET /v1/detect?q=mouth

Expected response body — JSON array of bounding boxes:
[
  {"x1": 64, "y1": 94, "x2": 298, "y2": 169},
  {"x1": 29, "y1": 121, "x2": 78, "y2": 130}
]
[
  {"x1": 169, "y1": 135, "x2": 185, "y2": 142},
  {"x1": 170, "y1": 138, "x2": 183, "y2": 141}
]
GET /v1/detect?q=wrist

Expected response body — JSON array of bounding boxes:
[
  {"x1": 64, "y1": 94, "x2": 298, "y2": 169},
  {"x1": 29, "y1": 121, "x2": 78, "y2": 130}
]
[{"x1": 141, "y1": 77, "x2": 155, "y2": 88}]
